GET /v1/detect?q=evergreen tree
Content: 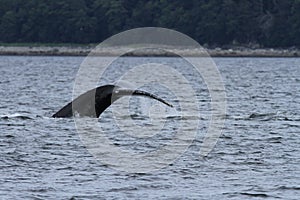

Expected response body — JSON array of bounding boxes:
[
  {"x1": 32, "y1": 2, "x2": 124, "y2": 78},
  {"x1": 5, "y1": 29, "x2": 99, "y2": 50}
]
[{"x1": 0, "y1": 0, "x2": 299, "y2": 47}]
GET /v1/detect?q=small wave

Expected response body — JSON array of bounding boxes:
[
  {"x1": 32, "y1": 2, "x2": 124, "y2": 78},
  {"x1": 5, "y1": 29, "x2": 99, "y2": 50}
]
[
  {"x1": 166, "y1": 115, "x2": 182, "y2": 120},
  {"x1": 0, "y1": 80, "x2": 10, "y2": 84},
  {"x1": 247, "y1": 112, "x2": 290, "y2": 121},
  {"x1": 276, "y1": 186, "x2": 300, "y2": 191},
  {"x1": 130, "y1": 114, "x2": 149, "y2": 120},
  {"x1": 0, "y1": 113, "x2": 33, "y2": 120},
  {"x1": 0, "y1": 123, "x2": 25, "y2": 127},
  {"x1": 249, "y1": 113, "x2": 276, "y2": 119},
  {"x1": 240, "y1": 192, "x2": 269, "y2": 197},
  {"x1": 267, "y1": 136, "x2": 282, "y2": 144},
  {"x1": 4, "y1": 134, "x2": 14, "y2": 138},
  {"x1": 107, "y1": 186, "x2": 138, "y2": 192},
  {"x1": 2, "y1": 147, "x2": 17, "y2": 154},
  {"x1": 114, "y1": 113, "x2": 183, "y2": 120}
]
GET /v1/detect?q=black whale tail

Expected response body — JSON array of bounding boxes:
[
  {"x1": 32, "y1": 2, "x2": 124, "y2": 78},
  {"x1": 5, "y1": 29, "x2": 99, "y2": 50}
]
[
  {"x1": 115, "y1": 89, "x2": 173, "y2": 108},
  {"x1": 52, "y1": 85, "x2": 173, "y2": 118}
]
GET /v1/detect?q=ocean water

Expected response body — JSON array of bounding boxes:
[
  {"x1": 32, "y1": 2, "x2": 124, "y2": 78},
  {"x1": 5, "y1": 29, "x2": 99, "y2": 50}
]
[{"x1": 0, "y1": 56, "x2": 299, "y2": 199}]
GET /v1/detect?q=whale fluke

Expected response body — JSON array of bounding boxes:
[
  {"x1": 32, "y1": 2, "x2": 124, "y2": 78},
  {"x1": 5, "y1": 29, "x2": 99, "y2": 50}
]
[{"x1": 52, "y1": 85, "x2": 172, "y2": 118}]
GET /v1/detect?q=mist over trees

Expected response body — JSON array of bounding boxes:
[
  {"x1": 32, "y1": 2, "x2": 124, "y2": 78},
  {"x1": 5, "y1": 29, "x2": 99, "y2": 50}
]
[{"x1": 0, "y1": 0, "x2": 299, "y2": 47}]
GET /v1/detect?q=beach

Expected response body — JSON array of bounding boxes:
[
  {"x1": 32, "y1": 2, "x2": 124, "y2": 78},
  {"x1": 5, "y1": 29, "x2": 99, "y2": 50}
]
[{"x1": 0, "y1": 45, "x2": 299, "y2": 57}]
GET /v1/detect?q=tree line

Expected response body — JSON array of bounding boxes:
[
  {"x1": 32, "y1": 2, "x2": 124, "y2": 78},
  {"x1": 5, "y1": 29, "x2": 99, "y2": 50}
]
[{"x1": 0, "y1": 0, "x2": 300, "y2": 47}]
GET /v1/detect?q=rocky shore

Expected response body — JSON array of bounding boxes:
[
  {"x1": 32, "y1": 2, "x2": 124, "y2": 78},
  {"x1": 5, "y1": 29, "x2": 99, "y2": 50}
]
[{"x1": 0, "y1": 45, "x2": 299, "y2": 57}]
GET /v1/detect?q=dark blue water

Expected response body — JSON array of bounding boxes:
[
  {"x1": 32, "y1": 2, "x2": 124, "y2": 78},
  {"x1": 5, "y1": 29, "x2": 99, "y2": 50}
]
[{"x1": 0, "y1": 56, "x2": 299, "y2": 199}]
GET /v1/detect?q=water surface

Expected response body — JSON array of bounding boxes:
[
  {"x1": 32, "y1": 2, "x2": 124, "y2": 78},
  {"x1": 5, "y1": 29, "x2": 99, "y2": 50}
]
[{"x1": 0, "y1": 56, "x2": 299, "y2": 199}]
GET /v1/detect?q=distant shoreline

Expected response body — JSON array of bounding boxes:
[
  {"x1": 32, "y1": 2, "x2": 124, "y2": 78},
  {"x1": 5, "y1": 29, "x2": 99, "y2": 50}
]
[{"x1": 0, "y1": 45, "x2": 299, "y2": 57}]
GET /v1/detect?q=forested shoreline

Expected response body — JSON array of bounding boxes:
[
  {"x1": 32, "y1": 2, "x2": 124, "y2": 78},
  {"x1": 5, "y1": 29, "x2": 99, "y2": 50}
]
[{"x1": 0, "y1": 0, "x2": 300, "y2": 48}]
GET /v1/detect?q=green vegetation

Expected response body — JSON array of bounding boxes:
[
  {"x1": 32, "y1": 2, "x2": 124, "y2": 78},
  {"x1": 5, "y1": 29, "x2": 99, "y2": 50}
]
[{"x1": 0, "y1": 0, "x2": 299, "y2": 47}]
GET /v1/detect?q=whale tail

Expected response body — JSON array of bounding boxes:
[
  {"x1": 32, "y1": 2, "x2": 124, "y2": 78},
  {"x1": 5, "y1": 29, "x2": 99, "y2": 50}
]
[
  {"x1": 52, "y1": 85, "x2": 172, "y2": 118},
  {"x1": 114, "y1": 89, "x2": 173, "y2": 108}
]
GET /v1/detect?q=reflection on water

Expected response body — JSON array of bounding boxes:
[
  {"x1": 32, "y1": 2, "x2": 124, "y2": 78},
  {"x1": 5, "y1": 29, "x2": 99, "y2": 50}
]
[{"x1": 0, "y1": 56, "x2": 299, "y2": 199}]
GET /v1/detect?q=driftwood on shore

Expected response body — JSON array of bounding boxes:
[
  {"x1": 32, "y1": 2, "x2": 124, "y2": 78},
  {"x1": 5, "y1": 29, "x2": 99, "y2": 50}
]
[{"x1": 0, "y1": 45, "x2": 299, "y2": 57}]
